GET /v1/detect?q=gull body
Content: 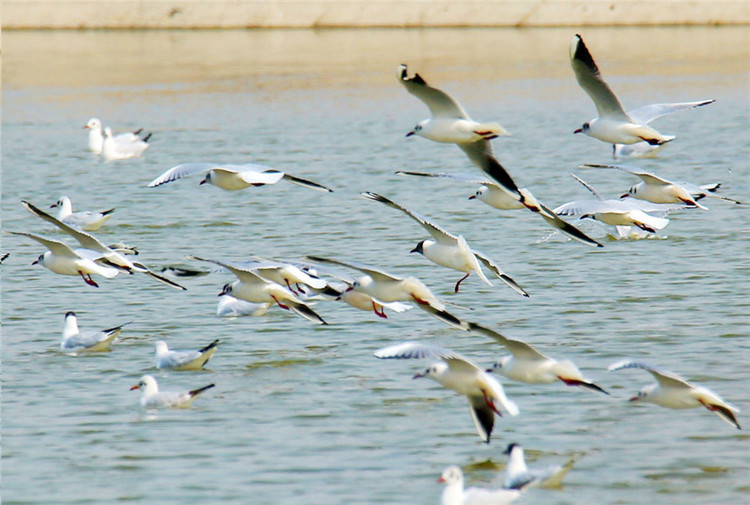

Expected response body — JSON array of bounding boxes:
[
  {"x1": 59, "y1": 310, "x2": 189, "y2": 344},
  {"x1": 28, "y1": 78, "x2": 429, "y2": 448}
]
[
  {"x1": 51, "y1": 196, "x2": 115, "y2": 231},
  {"x1": 21, "y1": 200, "x2": 186, "y2": 290},
  {"x1": 130, "y1": 375, "x2": 214, "y2": 409},
  {"x1": 7, "y1": 231, "x2": 119, "y2": 287},
  {"x1": 471, "y1": 323, "x2": 607, "y2": 394},
  {"x1": 554, "y1": 198, "x2": 673, "y2": 233},
  {"x1": 608, "y1": 360, "x2": 741, "y2": 429},
  {"x1": 102, "y1": 127, "x2": 151, "y2": 161},
  {"x1": 396, "y1": 171, "x2": 603, "y2": 248},
  {"x1": 439, "y1": 465, "x2": 522, "y2": 505},
  {"x1": 155, "y1": 339, "x2": 219, "y2": 370},
  {"x1": 360, "y1": 192, "x2": 527, "y2": 296},
  {"x1": 216, "y1": 295, "x2": 271, "y2": 318},
  {"x1": 147, "y1": 162, "x2": 332, "y2": 193},
  {"x1": 570, "y1": 35, "x2": 712, "y2": 146},
  {"x1": 84, "y1": 117, "x2": 145, "y2": 154},
  {"x1": 60, "y1": 311, "x2": 130, "y2": 352},
  {"x1": 375, "y1": 341, "x2": 519, "y2": 443},
  {"x1": 503, "y1": 443, "x2": 575, "y2": 490},
  {"x1": 189, "y1": 256, "x2": 326, "y2": 325}
]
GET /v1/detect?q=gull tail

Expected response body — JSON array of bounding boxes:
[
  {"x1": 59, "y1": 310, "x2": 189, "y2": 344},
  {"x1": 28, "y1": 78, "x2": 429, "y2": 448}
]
[
  {"x1": 199, "y1": 339, "x2": 220, "y2": 353},
  {"x1": 188, "y1": 383, "x2": 215, "y2": 398},
  {"x1": 282, "y1": 174, "x2": 333, "y2": 193}
]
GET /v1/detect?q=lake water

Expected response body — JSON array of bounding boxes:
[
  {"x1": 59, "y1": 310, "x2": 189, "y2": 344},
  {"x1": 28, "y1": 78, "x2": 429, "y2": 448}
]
[{"x1": 2, "y1": 27, "x2": 749, "y2": 504}]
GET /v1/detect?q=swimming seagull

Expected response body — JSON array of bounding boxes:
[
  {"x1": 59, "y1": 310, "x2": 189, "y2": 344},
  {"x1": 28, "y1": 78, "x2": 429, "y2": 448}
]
[
  {"x1": 580, "y1": 163, "x2": 740, "y2": 206},
  {"x1": 397, "y1": 64, "x2": 523, "y2": 200},
  {"x1": 20, "y1": 200, "x2": 186, "y2": 291},
  {"x1": 375, "y1": 341, "x2": 519, "y2": 443},
  {"x1": 570, "y1": 34, "x2": 713, "y2": 146},
  {"x1": 438, "y1": 465, "x2": 522, "y2": 505},
  {"x1": 502, "y1": 443, "x2": 576, "y2": 490},
  {"x1": 130, "y1": 375, "x2": 215, "y2": 409},
  {"x1": 84, "y1": 117, "x2": 147, "y2": 154},
  {"x1": 303, "y1": 255, "x2": 469, "y2": 330},
  {"x1": 188, "y1": 255, "x2": 327, "y2": 325},
  {"x1": 6, "y1": 231, "x2": 119, "y2": 287},
  {"x1": 395, "y1": 171, "x2": 603, "y2": 248},
  {"x1": 359, "y1": 192, "x2": 528, "y2": 296},
  {"x1": 60, "y1": 311, "x2": 131, "y2": 353},
  {"x1": 147, "y1": 162, "x2": 333, "y2": 193},
  {"x1": 470, "y1": 323, "x2": 608, "y2": 394},
  {"x1": 102, "y1": 126, "x2": 151, "y2": 161},
  {"x1": 50, "y1": 196, "x2": 115, "y2": 231},
  {"x1": 608, "y1": 360, "x2": 741, "y2": 430},
  {"x1": 155, "y1": 339, "x2": 220, "y2": 370}
]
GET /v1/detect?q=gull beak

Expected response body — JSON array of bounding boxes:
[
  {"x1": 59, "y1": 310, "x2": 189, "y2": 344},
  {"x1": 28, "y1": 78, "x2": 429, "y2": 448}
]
[
  {"x1": 437, "y1": 476, "x2": 445, "y2": 483},
  {"x1": 50, "y1": 203, "x2": 58, "y2": 209},
  {"x1": 412, "y1": 372, "x2": 424, "y2": 379},
  {"x1": 620, "y1": 193, "x2": 630, "y2": 199},
  {"x1": 628, "y1": 396, "x2": 640, "y2": 402},
  {"x1": 468, "y1": 195, "x2": 476, "y2": 200},
  {"x1": 485, "y1": 368, "x2": 494, "y2": 373},
  {"x1": 574, "y1": 128, "x2": 583, "y2": 134},
  {"x1": 199, "y1": 178, "x2": 208, "y2": 185},
  {"x1": 344, "y1": 286, "x2": 354, "y2": 293},
  {"x1": 405, "y1": 130, "x2": 415, "y2": 138},
  {"x1": 130, "y1": 384, "x2": 141, "y2": 391},
  {"x1": 31, "y1": 259, "x2": 40, "y2": 265},
  {"x1": 83, "y1": 125, "x2": 90, "y2": 129}
]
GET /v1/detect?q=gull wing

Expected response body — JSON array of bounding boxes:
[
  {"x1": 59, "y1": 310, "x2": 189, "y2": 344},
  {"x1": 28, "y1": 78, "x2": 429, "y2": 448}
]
[
  {"x1": 281, "y1": 173, "x2": 334, "y2": 192},
  {"x1": 458, "y1": 141, "x2": 522, "y2": 197},
  {"x1": 6, "y1": 231, "x2": 80, "y2": 258},
  {"x1": 569, "y1": 173, "x2": 603, "y2": 200},
  {"x1": 536, "y1": 200, "x2": 603, "y2": 247},
  {"x1": 472, "y1": 249, "x2": 529, "y2": 297},
  {"x1": 132, "y1": 262, "x2": 187, "y2": 290},
  {"x1": 468, "y1": 397, "x2": 495, "y2": 443},
  {"x1": 189, "y1": 255, "x2": 269, "y2": 284},
  {"x1": 569, "y1": 34, "x2": 629, "y2": 120},
  {"x1": 360, "y1": 192, "x2": 457, "y2": 245},
  {"x1": 469, "y1": 323, "x2": 549, "y2": 361},
  {"x1": 395, "y1": 170, "x2": 495, "y2": 186},
  {"x1": 397, "y1": 64, "x2": 470, "y2": 119},
  {"x1": 21, "y1": 200, "x2": 109, "y2": 253},
  {"x1": 374, "y1": 341, "x2": 462, "y2": 360},
  {"x1": 303, "y1": 255, "x2": 402, "y2": 282},
  {"x1": 607, "y1": 360, "x2": 692, "y2": 389},
  {"x1": 229, "y1": 168, "x2": 284, "y2": 185},
  {"x1": 627, "y1": 100, "x2": 715, "y2": 125},
  {"x1": 579, "y1": 163, "x2": 674, "y2": 186},
  {"x1": 147, "y1": 162, "x2": 217, "y2": 187}
]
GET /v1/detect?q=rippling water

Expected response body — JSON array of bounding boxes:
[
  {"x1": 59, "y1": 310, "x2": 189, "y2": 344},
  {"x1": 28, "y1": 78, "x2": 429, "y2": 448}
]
[{"x1": 3, "y1": 27, "x2": 749, "y2": 504}]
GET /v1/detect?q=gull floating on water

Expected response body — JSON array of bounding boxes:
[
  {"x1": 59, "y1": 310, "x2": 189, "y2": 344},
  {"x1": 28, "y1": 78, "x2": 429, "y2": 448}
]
[
  {"x1": 375, "y1": 341, "x2": 519, "y2": 443},
  {"x1": 570, "y1": 34, "x2": 713, "y2": 146},
  {"x1": 502, "y1": 443, "x2": 576, "y2": 490},
  {"x1": 303, "y1": 255, "x2": 469, "y2": 330},
  {"x1": 84, "y1": 117, "x2": 148, "y2": 154},
  {"x1": 470, "y1": 323, "x2": 608, "y2": 394},
  {"x1": 398, "y1": 64, "x2": 525, "y2": 201},
  {"x1": 50, "y1": 196, "x2": 115, "y2": 231},
  {"x1": 395, "y1": 171, "x2": 603, "y2": 248},
  {"x1": 147, "y1": 162, "x2": 333, "y2": 193},
  {"x1": 189, "y1": 255, "x2": 327, "y2": 325},
  {"x1": 130, "y1": 375, "x2": 214, "y2": 409},
  {"x1": 101, "y1": 126, "x2": 151, "y2": 161},
  {"x1": 60, "y1": 311, "x2": 131, "y2": 353},
  {"x1": 608, "y1": 360, "x2": 741, "y2": 430},
  {"x1": 439, "y1": 465, "x2": 522, "y2": 505},
  {"x1": 21, "y1": 200, "x2": 186, "y2": 290},
  {"x1": 360, "y1": 192, "x2": 528, "y2": 296},
  {"x1": 155, "y1": 339, "x2": 219, "y2": 370}
]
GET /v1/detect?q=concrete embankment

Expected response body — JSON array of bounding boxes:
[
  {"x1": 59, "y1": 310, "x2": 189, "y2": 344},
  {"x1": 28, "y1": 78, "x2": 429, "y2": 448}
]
[{"x1": 4, "y1": 1, "x2": 749, "y2": 29}]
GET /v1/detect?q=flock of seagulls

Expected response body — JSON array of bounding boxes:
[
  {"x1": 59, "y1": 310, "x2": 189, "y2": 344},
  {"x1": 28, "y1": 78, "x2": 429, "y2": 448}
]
[{"x1": 7, "y1": 33, "x2": 742, "y2": 503}]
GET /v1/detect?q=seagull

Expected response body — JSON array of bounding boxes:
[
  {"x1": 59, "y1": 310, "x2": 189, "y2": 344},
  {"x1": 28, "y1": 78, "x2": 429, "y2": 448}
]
[
  {"x1": 360, "y1": 192, "x2": 528, "y2": 296},
  {"x1": 50, "y1": 196, "x2": 115, "y2": 231},
  {"x1": 611, "y1": 100, "x2": 716, "y2": 157},
  {"x1": 570, "y1": 34, "x2": 713, "y2": 146},
  {"x1": 502, "y1": 443, "x2": 576, "y2": 490},
  {"x1": 147, "y1": 162, "x2": 333, "y2": 193},
  {"x1": 553, "y1": 197, "x2": 674, "y2": 234},
  {"x1": 84, "y1": 117, "x2": 146, "y2": 154},
  {"x1": 375, "y1": 341, "x2": 519, "y2": 443},
  {"x1": 395, "y1": 171, "x2": 603, "y2": 248},
  {"x1": 188, "y1": 256, "x2": 327, "y2": 325},
  {"x1": 216, "y1": 295, "x2": 271, "y2": 318},
  {"x1": 438, "y1": 465, "x2": 522, "y2": 505},
  {"x1": 579, "y1": 163, "x2": 707, "y2": 208},
  {"x1": 20, "y1": 200, "x2": 186, "y2": 290},
  {"x1": 580, "y1": 163, "x2": 741, "y2": 206},
  {"x1": 60, "y1": 311, "x2": 131, "y2": 353},
  {"x1": 303, "y1": 255, "x2": 469, "y2": 330},
  {"x1": 155, "y1": 339, "x2": 220, "y2": 370},
  {"x1": 470, "y1": 323, "x2": 608, "y2": 394},
  {"x1": 397, "y1": 64, "x2": 524, "y2": 200},
  {"x1": 102, "y1": 126, "x2": 151, "y2": 161},
  {"x1": 237, "y1": 258, "x2": 330, "y2": 296},
  {"x1": 6, "y1": 231, "x2": 119, "y2": 287},
  {"x1": 130, "y1": 375, "x2": 215, "y2": 409},
  {"x1": 608, "y1": 360, "x2": 741, "y2": 429}
]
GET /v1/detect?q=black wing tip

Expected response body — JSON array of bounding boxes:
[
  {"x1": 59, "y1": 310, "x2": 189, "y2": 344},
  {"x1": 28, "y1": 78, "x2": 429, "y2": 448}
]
[
  {"x1": 572, "y1": 34, "x2": 599, "y2": 74},
  {"x1": 101, "y1": 208, "x2": 116, "y2": 216},
  {"x1": 200, "y1": 339, "x2": 220, "y2": 352},
  {"x1": 189, "y1": 383, "x2": 216, "y2": 396}
]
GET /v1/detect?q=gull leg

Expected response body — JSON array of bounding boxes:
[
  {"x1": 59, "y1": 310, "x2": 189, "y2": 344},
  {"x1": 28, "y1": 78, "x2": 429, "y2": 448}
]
[
  {"x1": 372, "y1": 302, "x2": 388, "y2": 319},
  {"x1": 79, "y1": 272, "x2": 99, "y2": 287},
  {"x1": 271, "y1": 296, "x2": 290, "y2": 310},
  {"x1": 454, "y1": 273, "x2": 470, "y2": 293},
  {"x1": 482, "y1": 389, "x2": 502, "y2": 416},
  {"x1": 284, "y1": 279, "x2": 300, "y2": 295}
]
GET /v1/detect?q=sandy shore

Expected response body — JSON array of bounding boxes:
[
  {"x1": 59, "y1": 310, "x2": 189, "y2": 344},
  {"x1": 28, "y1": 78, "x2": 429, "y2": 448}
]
[{"x1": 4, "y1": 1, "x2": 749, "y2": 29}]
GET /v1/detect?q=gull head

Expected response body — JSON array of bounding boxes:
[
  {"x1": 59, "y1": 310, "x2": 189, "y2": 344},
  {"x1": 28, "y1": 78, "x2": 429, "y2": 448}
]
[
  {"x1": 486, "y1": 356, "x2": 511, "y2": 373},
  {"x1": 410, "y1": 240, "x2": 425, "y2": 255},
  {"x1": 413, "y1": 362, "x2": 447, "y2": 380},
  {"x1": 630, "y1": 385, "x2": 655, "y2": 402},
  {"x1": 199, "y1": 172, "x2": 212, "y2": 185},
  {"x1": 438, "y1": 465, "x2": 463, "y2": 485},
  {"x1": 130, "y1": 374, "x2": 158, "y2": 393},
  {"x1": 406, "y1": 121, "x2": 426, "y2": 138},
  {"x1": 574, "y1": 122, "x2": 590, "y2": 135},
  {"x1": 31, "y1": 253, "x2": 46, "y2": 266},
  {"x1": 218, "y1": 282, "x2": 234, "y2": 297},
  {"x1": 154, "y1": 340, "x2": 169, "y2": 355},
  {"x1": 621, "y1": 185, "x2": 638, "y2": 199},
  {"x1": 502, "y1": 442, "x2": 521, "y2": 456},
  {"x1": 469, "y1": 186, "x2": 487, "y2": 201},
  {"x1": 84, "y1": 118, "x2": 101, "y2": 131}
]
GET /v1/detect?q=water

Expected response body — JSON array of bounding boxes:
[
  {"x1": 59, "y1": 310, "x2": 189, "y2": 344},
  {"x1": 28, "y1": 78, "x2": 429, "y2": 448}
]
[{"x1": 3, "y1": 27, "x2": 749, "y2": 504}]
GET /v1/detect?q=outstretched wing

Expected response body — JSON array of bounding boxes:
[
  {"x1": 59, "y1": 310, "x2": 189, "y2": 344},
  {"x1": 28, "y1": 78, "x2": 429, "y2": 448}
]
[
  {"x1": 397, "y1": 64, "x2": 469, "y2": 119},
  {"x1": 608, "y1": 360, "x2": 692, "y2": 389},
  {"x1": 147, "y1": 162, "x2": 217, "y2": 187},
  {"x1": 469, "y1": 323, "x2": 549, "y2": 361},
  {"x1": 569, "y1": 34, "x2": 629, "y2": 120},
  {"x1": 458, "y1": 141, "x2": 522, "y2": 198},
  {"x1": 303, "y1": 255, "x2": 402, "y2": 282},
  {"x1": 627, "y1": 100, "x2": 715, "y2": 125},
  {"x1": 360, "y1": 192, "x2": 457, "y2": 244}
]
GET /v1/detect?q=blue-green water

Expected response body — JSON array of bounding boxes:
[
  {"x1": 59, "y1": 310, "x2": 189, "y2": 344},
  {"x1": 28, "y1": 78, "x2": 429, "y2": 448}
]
[{"x1": 2, "y1": 27, "x2": 749, "y2": 504}]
